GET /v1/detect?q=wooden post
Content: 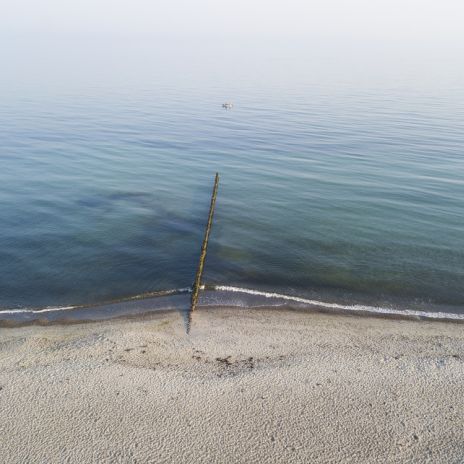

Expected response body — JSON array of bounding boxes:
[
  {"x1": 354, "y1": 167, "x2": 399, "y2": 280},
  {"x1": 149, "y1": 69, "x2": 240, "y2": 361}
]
[{"x1": 190, "y1": 173, "x2": 219, "y2": 316}]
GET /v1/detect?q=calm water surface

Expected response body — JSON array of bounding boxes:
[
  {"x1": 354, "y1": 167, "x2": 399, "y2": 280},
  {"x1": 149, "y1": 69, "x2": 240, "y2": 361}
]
[{"x1": 1, "y1": 65, "x2": 463, "y2": 317}]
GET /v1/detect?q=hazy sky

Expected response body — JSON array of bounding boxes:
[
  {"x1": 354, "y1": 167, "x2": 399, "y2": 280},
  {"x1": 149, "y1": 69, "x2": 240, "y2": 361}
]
[
  {"x1": 3, "y1": 0, "x2": 463, "y2": 42},
  {"x1": 2, "y1": 0, "x2": 463, "y2": 93}
]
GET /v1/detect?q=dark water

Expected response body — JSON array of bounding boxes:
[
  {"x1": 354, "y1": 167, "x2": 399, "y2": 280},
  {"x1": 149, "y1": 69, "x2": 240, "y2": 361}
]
[{"x1": 1, "y1": 49, "x2": 463, "y2": 320}]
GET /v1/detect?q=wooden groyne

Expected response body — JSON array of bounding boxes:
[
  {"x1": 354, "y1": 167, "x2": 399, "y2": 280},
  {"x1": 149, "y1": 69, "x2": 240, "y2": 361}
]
[{"x1": 189, "y1": 173, "x2": 220, "y2": 321}]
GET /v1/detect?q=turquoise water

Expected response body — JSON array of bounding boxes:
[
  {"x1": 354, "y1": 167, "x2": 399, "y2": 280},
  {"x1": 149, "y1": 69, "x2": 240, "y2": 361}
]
[{"x1": 1, "y1": 62, "x2": 463, "y2": 319}]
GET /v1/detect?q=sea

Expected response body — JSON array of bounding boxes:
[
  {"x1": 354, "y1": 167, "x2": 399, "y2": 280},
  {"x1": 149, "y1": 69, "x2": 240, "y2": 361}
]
[{"x1": 1, "y1": 39, "x2": 463, "y2": 323}]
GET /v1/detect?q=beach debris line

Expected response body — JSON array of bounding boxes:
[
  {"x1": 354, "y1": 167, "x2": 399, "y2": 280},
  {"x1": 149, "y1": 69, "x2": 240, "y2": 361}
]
[{"x1": 188, "y1": 173, "x2": 220, "y2": 329}]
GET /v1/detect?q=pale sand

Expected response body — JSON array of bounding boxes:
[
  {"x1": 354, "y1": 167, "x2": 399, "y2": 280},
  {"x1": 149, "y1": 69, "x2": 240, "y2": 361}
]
[{"x1": 0, "y1": 308, "x2": 463, "y2": 463}]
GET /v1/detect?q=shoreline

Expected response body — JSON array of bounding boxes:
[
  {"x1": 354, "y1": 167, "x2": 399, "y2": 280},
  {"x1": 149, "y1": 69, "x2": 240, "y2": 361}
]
[
  {"x1": 1, "y1": 307, "x2": 463, "y2": 463},
  {"x1": 1, "y1": 286, "x2": 464, "y2": 327},
  {"x1": 2, "y1": 303, "x2": 464, "y2": 329}
]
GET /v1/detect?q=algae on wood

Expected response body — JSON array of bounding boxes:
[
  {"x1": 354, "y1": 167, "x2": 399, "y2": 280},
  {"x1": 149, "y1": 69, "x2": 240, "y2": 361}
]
[{"x1": 190, "y1": 173, "x2": 220, "y2": 316}]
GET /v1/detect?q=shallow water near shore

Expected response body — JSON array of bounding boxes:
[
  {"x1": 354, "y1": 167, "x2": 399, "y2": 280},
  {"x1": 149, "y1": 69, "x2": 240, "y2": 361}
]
[
  {"x1": 2, "y1": 287, "x2": 464, "y2": 327},
  {"x1": 1, "y1": 43, "x2": 463, "y2": 321}
]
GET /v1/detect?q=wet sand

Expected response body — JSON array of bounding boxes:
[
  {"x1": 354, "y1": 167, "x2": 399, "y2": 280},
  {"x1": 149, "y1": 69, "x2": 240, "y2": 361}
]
[{"x1": 0, "y1": 307, "x2": 463, "y2": 463}]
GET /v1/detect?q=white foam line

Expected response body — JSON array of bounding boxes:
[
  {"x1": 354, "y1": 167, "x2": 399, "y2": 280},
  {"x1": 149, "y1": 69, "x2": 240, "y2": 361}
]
[
  {"x1": 0, "y1": 287, "x2": 193, "y2": 315},
  {"x1": 213, "y1": 285, "x2": 464, "y2": 321},
  {"x1": 2, "y1": 285, "x2": 462, "y2": 321},
  {"x1": 1, "y1": 306, "x2": 76, "y2": 315}
]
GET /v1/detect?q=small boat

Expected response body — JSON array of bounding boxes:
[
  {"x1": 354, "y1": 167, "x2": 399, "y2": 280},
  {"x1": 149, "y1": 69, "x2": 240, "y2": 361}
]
[{"x1": 222, "y1": 102, "x2": 233, "y2": 109}]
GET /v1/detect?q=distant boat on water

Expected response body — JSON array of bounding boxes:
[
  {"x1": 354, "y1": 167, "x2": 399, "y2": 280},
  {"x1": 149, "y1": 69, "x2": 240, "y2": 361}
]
[{"x1": 222, "y1": 102, "x2": 233, "y2": 109}]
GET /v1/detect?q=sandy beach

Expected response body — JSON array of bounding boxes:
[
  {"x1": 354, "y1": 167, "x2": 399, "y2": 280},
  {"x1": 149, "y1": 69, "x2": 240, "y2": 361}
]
[{"x1": 1, "y1": 307, "x2": 463, "y2": 463}]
